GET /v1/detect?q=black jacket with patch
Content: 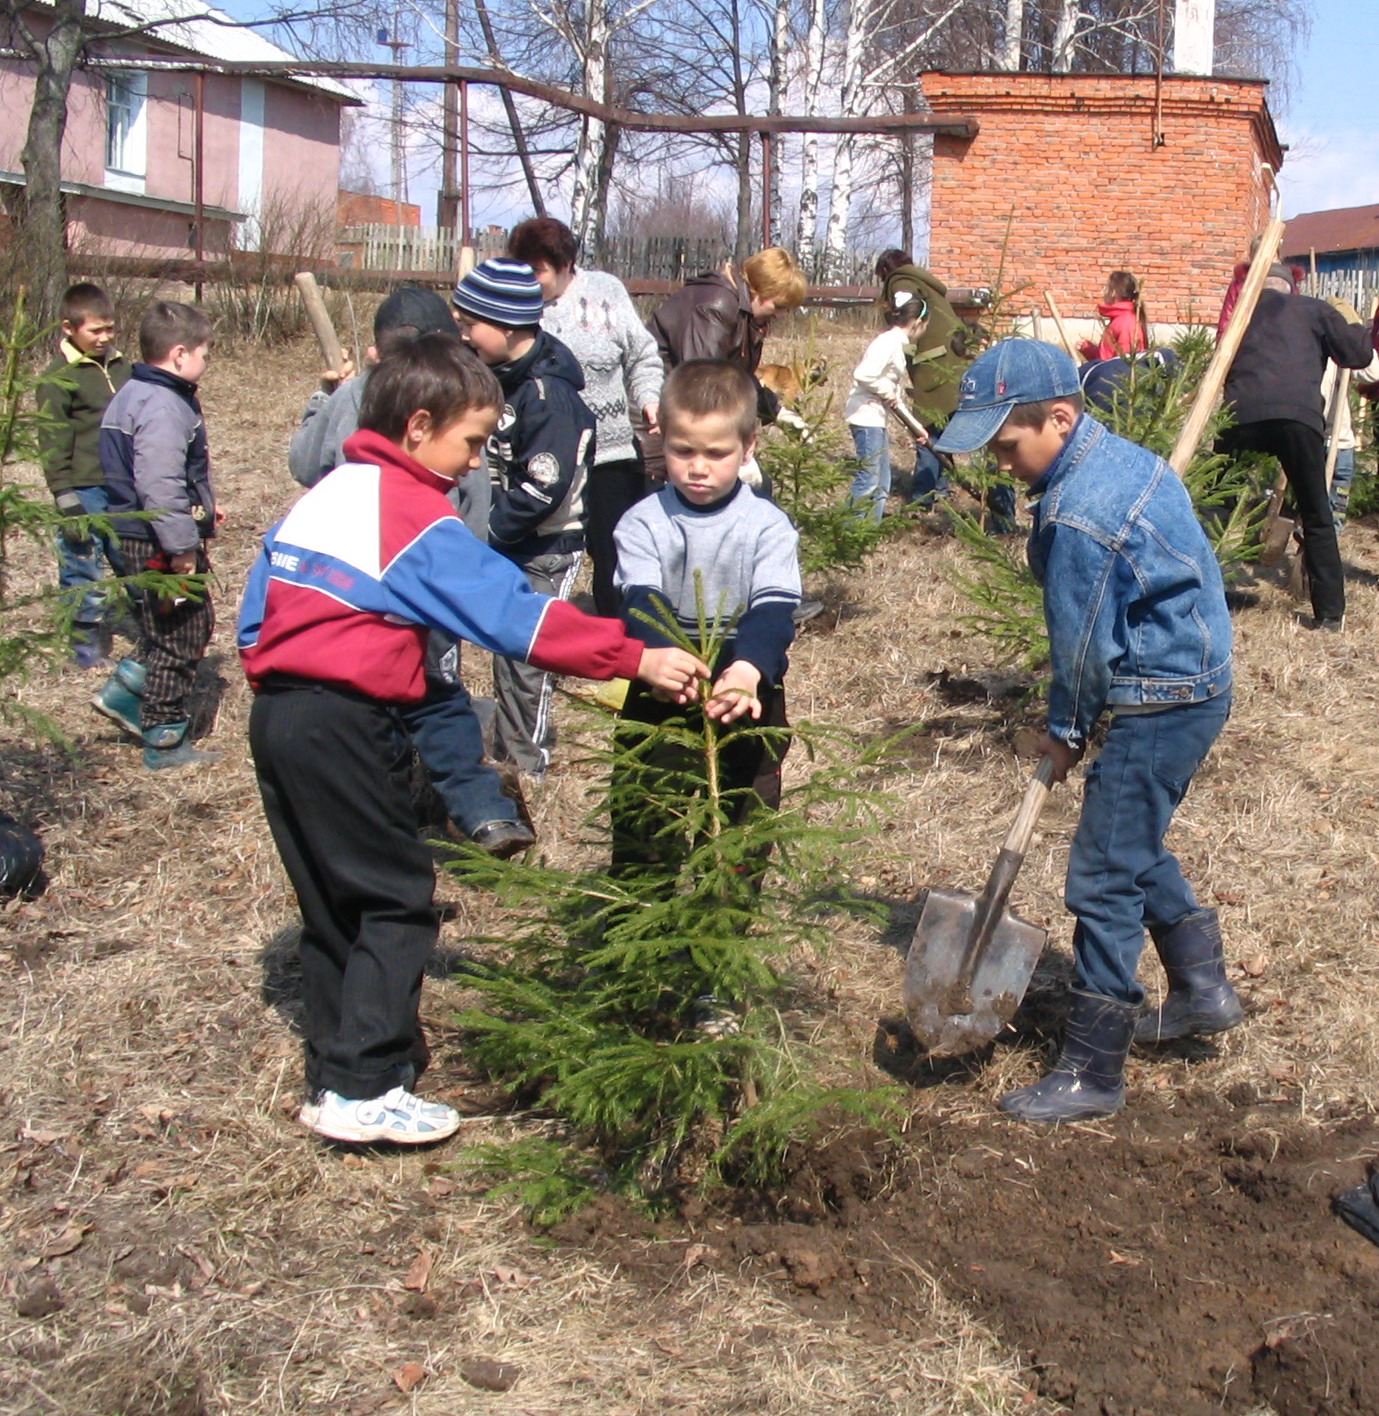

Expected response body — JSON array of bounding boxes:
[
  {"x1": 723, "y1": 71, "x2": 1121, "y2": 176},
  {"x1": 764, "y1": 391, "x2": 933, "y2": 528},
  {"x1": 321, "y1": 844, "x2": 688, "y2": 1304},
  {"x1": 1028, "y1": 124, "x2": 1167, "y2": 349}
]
[{"x1": 487, "y1": 329, "x2": 597, "y2": 562}]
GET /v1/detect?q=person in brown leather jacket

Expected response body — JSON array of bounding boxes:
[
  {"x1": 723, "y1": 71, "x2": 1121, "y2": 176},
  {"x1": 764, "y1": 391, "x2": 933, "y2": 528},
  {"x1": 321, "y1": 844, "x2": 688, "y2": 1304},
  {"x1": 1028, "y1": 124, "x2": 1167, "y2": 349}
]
[{"x1": 647, "y1": 248, "x2": 806, "y2": 441}]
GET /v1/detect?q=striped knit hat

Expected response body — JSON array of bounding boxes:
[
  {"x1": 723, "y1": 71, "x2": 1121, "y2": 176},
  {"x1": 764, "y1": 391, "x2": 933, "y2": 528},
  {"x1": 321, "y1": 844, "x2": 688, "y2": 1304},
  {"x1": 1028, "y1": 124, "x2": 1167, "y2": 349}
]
[{"x1": 451, "y1": 258, "x2": 545, "y2": 328}]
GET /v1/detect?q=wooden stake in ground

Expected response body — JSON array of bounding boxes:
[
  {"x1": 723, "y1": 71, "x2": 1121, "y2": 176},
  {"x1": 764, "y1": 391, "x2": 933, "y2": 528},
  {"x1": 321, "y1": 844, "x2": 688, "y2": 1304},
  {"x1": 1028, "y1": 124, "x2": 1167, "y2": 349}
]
[
  {"x1": 293, "y1": 272, "x2": 345, "y2": 376},
  {"x1": 1167, "y1": 216, "x2": 1285, "y2": 477},
  {"x1": 1043, "y1": 292, "x2": 1079, "y2": 361}
]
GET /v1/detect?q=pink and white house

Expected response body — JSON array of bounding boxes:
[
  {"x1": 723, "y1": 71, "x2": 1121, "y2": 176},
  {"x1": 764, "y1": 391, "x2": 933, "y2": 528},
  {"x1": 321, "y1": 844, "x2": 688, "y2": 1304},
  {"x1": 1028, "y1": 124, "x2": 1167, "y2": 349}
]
[{"x1": 0, "y1": 0, "x2": 360, "y2": 257}]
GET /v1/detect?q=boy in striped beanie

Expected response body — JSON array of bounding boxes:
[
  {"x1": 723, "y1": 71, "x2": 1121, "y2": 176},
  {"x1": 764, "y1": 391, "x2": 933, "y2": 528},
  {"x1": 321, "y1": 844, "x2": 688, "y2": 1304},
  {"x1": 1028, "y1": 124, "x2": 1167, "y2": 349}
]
[{"x1": 452, "y1": 258, "x2": 598, "y2": 779}]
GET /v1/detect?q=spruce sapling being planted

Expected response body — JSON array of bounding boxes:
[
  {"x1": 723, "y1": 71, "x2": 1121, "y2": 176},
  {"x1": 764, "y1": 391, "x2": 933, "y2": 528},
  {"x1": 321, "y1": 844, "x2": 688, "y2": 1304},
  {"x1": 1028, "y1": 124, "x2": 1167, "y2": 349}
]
[{"x1": 446, "y1": 586, "x2": 903, "y2": 1215}]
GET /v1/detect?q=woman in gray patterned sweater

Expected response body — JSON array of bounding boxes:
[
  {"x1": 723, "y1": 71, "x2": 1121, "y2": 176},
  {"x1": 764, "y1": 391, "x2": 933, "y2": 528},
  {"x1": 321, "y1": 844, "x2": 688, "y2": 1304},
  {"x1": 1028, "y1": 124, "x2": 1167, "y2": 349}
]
[{"x1": 508, "y1": 218, "x2": 663, "y2": 616}]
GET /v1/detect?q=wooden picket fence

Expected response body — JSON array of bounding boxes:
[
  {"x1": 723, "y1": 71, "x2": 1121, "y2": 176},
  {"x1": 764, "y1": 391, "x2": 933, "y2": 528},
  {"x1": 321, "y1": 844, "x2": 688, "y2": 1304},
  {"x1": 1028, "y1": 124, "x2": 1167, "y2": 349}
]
[
  {"x1": 337, "y1": 224, "x2": 876, "y2": 286},
  {"x1": 1299, "y1": 267, "x2": 1379, "y2": 312}
]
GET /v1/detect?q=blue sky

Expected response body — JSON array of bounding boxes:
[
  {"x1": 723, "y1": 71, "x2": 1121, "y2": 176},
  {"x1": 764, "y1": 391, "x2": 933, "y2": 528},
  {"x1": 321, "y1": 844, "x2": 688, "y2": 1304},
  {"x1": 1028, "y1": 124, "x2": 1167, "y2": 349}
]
[{"x1": 1276, "y1": 0, "x2": 1379, "y2": 218}]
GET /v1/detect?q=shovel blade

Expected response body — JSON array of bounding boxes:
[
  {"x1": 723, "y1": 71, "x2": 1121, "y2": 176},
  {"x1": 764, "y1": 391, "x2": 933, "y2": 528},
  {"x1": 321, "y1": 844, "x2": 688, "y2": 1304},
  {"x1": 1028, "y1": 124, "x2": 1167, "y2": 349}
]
[{"x1": 902, "y1": 888, "x2": 1047, "y2": 1057}]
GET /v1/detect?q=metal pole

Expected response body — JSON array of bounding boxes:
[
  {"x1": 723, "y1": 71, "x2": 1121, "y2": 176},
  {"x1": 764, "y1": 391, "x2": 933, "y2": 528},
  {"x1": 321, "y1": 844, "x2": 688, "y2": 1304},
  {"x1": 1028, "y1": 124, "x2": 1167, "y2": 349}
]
[
  {"x1": 194, "y1": 68, "x2": 205, "y2": 301},
  {"x1": 438, "y1": 0, "x2": 458, "y2": 229}
]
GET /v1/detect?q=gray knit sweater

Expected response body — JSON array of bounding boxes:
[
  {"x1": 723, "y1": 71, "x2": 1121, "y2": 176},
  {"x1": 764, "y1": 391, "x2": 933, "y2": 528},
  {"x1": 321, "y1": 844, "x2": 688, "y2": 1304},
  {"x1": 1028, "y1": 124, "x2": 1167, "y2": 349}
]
[
  {"x1": 540, "y1": 268, "x2": 662, "y2": 467},
  {"x1": 614, "y1": 482, "x2": 800, "y2": 681}
]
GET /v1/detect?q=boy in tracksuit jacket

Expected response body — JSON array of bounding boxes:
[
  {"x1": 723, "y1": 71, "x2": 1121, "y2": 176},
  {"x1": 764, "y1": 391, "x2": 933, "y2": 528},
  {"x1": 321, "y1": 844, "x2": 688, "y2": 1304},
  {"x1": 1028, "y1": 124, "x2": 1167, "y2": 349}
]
[
  {"x1": 451, "y1": 258, "x2": 597, "y2": 777},
  {"x1": 95, "y1": 300, "x2": 219, "y2": 771},
  {"x1": 237, "y1": 333, "x2": 706, "y2": 1146},
  {"x1": 935, "y1": 339, "x2": 1238, "y2": 1126},
  {"x1": 36, "y1": 282, "x2": 132, "y2": 668}
]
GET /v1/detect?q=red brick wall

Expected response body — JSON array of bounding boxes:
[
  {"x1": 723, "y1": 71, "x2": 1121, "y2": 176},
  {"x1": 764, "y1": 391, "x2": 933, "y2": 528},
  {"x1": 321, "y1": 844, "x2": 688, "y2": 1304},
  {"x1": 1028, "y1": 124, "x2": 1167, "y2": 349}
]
[
  {"x1": 922, "y1": 71, "x2": 1283, "y2": 325},
  {"x1": 337, "y1": 190, "x2": 421, "y2": 228}
]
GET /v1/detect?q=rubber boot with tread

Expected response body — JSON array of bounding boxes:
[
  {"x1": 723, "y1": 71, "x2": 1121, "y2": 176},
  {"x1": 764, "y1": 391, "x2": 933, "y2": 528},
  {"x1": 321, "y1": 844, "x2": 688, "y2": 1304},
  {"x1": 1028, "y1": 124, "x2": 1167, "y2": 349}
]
[
  {"x1": 1134, "y1": 908, "x2": 1244, "y2": 1044},
  {"x1": 142, "y1": 721, "x2": 221, "y2": 771},
  {"x1": 999, "y1": 990, "x2": 1135, "y2": 1124}
]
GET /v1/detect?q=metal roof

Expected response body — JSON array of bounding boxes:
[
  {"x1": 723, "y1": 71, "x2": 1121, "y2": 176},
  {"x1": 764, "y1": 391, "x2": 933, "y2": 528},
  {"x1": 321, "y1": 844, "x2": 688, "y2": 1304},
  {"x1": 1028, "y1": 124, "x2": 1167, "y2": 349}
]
[
  {"x1": 1282, "y1": 203, "x2": 1379, "y2": 260},
  {"x1": 87, "y1": 0, "x2": 357, "y2": 102}
]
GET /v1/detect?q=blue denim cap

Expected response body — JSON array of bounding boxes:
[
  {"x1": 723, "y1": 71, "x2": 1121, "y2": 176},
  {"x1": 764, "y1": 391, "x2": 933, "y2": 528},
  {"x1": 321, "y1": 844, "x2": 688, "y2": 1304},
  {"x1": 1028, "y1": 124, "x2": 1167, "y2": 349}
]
[{"x1": 934, "y1": 338, "x2": 1082, "y2": 454}]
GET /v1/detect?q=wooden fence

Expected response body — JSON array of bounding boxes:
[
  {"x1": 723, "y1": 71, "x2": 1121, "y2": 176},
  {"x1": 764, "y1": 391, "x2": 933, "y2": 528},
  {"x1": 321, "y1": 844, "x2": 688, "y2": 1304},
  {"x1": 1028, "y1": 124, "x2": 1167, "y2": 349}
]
[
  {"x1": 1299, "y1": 267, "x2": 1379, "y2": 313},
  {"x1": 337, "y1": 224, "x2": 876, "y2": 286}
]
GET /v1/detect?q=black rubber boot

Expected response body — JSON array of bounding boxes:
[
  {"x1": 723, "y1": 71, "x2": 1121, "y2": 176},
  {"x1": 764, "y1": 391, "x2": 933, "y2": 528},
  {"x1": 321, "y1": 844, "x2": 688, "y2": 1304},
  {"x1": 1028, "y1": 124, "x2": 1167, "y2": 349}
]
[
  {"x1": 998, "y1": 990, "x2": 1135, "y2": 1124},
  {"x1": 1134, "y1": 908, "x2": 1244, "y2": 1043}
]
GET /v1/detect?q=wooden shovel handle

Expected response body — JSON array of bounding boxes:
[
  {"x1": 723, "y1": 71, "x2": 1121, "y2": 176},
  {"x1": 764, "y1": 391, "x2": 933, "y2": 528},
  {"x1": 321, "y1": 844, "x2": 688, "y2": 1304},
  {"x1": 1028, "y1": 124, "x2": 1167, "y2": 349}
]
[
  {"x1": 1043, "y1": 292, "x2": 1079, "y2": 361},
  {"x1": 953, "y1": 756, "x2": 1057, "y2": 992},
  {"x1": 293, "y1": 271, "x2": 345, "y2": 375},
  {"x1": 1001, "y1": 754, "x2": 1057, "y2": 858},
  {"x1": 1168, "y1": 215, "x2": 1285, "y2": 477}
]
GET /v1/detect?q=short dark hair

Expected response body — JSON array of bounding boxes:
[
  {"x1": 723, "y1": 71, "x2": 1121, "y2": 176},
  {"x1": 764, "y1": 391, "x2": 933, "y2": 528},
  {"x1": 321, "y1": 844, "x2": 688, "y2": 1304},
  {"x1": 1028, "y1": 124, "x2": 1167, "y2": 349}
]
[
  {"x1": 140, "y1": 301, "x2": 214, "y2": 363},
  {"x1": 359, "y1": 330, "x2": 502, "y2": 440},
  {"x1": 62, "y1": 282, "x2": 114, "y2": 329},
  {"x1": 508, "y1": 217, "x2": 579, "y2": 272},
  {"x1": 661, "y1": 359, "x2": 757, "y2": 444},
  {"x1": 875, "y1": 249, "x2": 913, "y2": 282},
  {"x1": 1004, "y1": 393, "x2": 1085, "y2": 430}
]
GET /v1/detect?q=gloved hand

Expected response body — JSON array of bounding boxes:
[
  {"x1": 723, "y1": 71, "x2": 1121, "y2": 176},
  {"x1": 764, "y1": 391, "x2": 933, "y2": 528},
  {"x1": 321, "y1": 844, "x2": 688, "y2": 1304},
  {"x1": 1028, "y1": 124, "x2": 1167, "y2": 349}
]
[
  {"x1": 1326, "y1": 295, "x2": 1364, "y2": 325},
  {"x1": 54, "y1": 491, "x2": 92, "y2": 549},
  {"x1": 775, "y1": 406, "x2": 815, "y2": 442}
]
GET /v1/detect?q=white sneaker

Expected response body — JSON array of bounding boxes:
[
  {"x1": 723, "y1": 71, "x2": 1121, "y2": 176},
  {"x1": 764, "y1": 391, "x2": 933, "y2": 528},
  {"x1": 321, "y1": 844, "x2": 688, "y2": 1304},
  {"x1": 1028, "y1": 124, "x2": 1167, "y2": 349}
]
[{"x1": 298, "y1": 1085, "x2": 462, "y2": 1145}]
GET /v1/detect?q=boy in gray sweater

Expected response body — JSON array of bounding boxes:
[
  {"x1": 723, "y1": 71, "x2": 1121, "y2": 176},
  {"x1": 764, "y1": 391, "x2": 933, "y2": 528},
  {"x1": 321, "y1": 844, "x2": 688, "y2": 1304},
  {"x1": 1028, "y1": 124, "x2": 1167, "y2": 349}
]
[{"x1": 611, "y1": 360, "x2": 801, "y2": 872}]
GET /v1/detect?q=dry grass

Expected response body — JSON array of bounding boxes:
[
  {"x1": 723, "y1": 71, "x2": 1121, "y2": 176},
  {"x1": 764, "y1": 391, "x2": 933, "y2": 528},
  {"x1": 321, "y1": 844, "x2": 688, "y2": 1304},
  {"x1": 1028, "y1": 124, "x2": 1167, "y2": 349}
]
[{"x1": 2, "y1": 314, "x2": 1372, "y2": 1415}]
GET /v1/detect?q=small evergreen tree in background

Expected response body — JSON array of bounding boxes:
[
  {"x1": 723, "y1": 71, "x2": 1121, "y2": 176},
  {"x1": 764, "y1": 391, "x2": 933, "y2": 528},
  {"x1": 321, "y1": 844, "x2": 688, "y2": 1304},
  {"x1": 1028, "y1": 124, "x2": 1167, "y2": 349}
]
[
  {"x1": 755, "y1": 367, "x2": 897, "y2": 577},
  {"x1": 448, "y1": 591, "x2": 904, "y2": 1220},
  {"x1": 946, "y1": 328, "x2": 1272, "y2": 673}
]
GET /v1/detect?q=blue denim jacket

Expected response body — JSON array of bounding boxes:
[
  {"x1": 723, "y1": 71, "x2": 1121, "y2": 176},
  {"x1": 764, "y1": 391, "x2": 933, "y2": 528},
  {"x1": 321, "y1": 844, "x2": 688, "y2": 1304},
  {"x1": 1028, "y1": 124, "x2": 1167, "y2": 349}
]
[{"x1": 1027, "y1": 414, "x2": 1232, "y2": 749}]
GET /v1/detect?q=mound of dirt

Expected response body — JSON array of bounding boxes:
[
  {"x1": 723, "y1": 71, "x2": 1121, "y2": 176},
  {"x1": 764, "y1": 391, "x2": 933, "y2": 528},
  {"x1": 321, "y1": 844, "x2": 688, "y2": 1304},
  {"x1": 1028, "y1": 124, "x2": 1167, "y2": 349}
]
[{"x1": 563, "y1": 1087, "x2": 1379, "y2": 1416}]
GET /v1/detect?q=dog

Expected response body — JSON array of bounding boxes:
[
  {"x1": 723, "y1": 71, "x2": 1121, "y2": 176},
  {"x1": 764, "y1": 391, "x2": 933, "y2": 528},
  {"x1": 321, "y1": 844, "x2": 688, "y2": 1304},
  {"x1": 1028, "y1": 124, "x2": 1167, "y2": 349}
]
[{"x1": 756, "y1": 357, "x2": 827, "y2": 405}]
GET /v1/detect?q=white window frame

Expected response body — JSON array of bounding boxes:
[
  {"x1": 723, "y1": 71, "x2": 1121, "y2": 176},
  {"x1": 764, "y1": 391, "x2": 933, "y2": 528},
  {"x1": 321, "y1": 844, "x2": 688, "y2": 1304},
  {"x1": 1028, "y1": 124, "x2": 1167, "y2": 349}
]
[{"x1": 105, "y1": 71, "x2": 148, "y2": 194}]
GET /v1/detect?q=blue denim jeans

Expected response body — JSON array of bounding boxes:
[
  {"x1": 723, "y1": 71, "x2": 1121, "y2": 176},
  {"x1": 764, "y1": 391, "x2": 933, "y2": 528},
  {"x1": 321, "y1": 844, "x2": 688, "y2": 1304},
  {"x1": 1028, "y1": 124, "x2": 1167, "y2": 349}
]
[
  {"x1": 55, "y1": 485, "x2": 116, "y2": 628},
  {"x1": 848, "y1": 424, "x2": 890, "y2": 521},
  {"x1": 909, "y1": 443, "x2": 951, "y2": 508},
  {"x1": 403, "y1": 637, "x2": 518, "y2": 836},
  {"x1": 1065, "y1": 692, "x2": 1231, "y2": 1005},
  {"x1": 1331, "y1": 447, "x2": 1354, "y2": 533}
]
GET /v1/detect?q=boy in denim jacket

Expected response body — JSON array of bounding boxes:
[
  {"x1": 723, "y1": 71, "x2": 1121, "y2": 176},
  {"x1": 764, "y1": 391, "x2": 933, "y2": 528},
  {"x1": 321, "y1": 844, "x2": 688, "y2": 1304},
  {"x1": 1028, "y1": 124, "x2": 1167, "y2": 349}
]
[{"x1": 935, "y1": 339, "x2": 1239, "y2": 1124}]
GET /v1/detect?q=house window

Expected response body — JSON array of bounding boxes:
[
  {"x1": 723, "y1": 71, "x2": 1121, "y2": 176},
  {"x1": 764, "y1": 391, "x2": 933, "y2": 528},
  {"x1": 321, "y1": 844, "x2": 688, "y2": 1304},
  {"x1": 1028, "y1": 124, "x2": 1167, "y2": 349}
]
[{"x1": 105, "y1": 71, "x2": 148, "y2": 193}]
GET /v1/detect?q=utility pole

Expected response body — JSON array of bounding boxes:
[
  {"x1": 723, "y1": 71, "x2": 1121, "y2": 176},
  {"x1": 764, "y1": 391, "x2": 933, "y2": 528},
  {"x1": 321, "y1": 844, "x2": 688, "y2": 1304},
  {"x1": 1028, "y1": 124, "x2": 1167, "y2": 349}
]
[
  {"x1": 376, "y1": 22, "x2": 407, "y2": 218},
  {"x1": 438, "y1": 0, "x2": 458, "y2": 231}
]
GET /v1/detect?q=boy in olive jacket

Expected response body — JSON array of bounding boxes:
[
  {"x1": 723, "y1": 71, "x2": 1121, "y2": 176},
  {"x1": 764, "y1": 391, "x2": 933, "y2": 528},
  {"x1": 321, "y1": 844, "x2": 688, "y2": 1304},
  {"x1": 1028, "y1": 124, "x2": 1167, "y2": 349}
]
[{"x1": 36, "y1": 283, "x2": 132, "y2": 668}]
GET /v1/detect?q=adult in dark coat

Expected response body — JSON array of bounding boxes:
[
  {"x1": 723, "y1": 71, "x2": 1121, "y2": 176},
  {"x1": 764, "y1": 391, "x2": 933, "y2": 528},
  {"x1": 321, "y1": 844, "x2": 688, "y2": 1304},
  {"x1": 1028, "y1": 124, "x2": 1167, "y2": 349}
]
[{"x1": 1218, "y1": 265, "x2": 1373, "y2": 629}]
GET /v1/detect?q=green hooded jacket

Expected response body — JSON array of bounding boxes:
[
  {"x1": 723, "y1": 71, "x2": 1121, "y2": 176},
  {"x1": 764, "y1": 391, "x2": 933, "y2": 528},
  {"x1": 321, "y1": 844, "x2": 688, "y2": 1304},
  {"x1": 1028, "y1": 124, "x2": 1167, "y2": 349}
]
[{"x1": 882, "y1": 265, "x2": 975, "y2": 425}]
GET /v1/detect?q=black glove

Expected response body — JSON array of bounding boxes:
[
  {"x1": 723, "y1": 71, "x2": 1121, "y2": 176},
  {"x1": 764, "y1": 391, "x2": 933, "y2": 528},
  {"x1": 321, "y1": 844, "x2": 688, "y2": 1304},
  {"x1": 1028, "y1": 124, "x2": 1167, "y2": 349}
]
[{"x1": 54, "y1": 491, "x2": 92, "y2": 549}]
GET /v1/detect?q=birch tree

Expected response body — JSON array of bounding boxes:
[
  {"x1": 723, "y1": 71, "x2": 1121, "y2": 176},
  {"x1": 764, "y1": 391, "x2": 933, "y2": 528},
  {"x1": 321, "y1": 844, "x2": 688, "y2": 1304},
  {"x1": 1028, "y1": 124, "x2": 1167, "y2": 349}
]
[{"x1": 792, "y1": 0, "x2": 827, "y2": 273}]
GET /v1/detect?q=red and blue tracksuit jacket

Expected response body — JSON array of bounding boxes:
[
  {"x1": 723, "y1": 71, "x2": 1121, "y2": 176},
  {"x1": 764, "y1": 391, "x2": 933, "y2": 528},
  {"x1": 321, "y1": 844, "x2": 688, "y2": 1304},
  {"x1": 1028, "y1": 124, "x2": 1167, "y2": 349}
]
[{"x1": 237, "y1": 428, "x2": 645, "y2": 702}]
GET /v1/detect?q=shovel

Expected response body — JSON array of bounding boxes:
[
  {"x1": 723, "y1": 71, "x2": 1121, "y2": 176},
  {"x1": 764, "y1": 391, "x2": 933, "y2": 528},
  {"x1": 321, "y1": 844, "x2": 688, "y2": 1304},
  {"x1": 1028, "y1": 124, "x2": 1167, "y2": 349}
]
[{"x1": 903, "y1": 756, "x2": 1056, "y2": 1056}]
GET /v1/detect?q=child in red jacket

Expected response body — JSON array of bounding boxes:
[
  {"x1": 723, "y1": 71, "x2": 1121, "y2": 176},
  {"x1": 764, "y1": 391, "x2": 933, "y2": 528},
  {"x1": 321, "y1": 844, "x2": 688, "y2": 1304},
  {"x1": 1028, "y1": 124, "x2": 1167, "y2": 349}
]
[
  {"x1": 239, "y1": 333, "x2": 707, "y2": 1147},
  {"x1": 1078, "y1": 271, "x2": 1148, "y2": 362}
]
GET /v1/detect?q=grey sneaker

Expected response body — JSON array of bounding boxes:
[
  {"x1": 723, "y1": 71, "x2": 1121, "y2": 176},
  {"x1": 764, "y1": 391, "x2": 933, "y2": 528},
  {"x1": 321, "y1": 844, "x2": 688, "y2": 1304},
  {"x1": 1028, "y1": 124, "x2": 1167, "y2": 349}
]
[{"x1": 299, "y1": 1085, "x2": 461, "y2": 1145}]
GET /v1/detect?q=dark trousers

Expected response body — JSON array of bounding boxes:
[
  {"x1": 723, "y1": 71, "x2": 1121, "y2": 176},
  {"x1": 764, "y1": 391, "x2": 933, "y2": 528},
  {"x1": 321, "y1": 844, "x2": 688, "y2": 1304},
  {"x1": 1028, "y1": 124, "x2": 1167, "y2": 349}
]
[
  {"x1": 116, "y1": 536, "x2": 214, "y2": 732},
  {"x1": 1219, "y1": 419, "x2": 1343, "y2": 620},
  {"x1": 586, "y1": 456, "x2": 650, "y2": 617},
  {"x1": 249, "y1": 682, "x2": 437, "y2": 1099},
  {"x1": 610, "y1": 679, "x2": 789, "y2": 873},
  {"x1": 1066, "y1": 694, "x2": 1231, "y2": 1006}
]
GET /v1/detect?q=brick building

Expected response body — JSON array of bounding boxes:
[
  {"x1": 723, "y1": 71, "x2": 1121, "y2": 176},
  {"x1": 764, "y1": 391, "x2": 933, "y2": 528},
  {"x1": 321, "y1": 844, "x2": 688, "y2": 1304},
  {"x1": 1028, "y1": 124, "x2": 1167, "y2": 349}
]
[{"x1": 922, "y1": 71, "x2": 1283, "y2": 325}]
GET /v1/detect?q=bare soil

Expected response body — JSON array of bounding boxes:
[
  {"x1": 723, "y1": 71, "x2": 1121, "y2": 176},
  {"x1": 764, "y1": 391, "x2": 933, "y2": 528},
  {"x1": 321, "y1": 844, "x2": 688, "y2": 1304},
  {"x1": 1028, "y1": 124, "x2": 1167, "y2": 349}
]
[{"x1": 3, "y1": 316, "x2": 1379, "y2": 1416}]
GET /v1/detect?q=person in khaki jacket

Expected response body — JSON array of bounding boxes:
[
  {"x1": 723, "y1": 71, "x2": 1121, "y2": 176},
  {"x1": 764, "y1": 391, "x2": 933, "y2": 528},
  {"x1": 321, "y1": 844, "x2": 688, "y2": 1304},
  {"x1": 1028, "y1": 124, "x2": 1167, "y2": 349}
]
[{"x1": 36, "y1": 282, "x2": 132, "y2": 669}]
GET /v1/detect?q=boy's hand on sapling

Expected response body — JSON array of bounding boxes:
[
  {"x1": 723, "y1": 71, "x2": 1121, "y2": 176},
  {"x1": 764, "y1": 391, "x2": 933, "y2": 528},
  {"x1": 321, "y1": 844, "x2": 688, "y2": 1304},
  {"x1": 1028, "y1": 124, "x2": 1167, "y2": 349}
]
[
  {"x1": 637, "y1": 646, "x2": 710, "y2": 704},
  {"x1": 706, "y1": 660, "x2": 762, "y2": 724},
  {"x1": 1038, "y1": 731, "x2": 1084, "y2": 783},
  {"x1": 169, "y1": 551, "x2": 197, "y2": 575}
]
